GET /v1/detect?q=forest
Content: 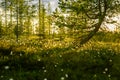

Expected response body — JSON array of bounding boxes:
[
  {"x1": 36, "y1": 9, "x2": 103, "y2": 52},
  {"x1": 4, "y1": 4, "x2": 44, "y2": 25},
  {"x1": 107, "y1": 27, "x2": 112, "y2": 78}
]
[{"x1": 0, "y1": 0, "x2": 120, "y2": 80}]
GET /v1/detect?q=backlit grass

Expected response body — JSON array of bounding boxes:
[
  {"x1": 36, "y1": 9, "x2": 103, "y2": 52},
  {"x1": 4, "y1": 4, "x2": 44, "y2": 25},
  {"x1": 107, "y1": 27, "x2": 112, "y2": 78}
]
[{"x1": 0, "y1": 36, "x2": 120, "y2": 80}]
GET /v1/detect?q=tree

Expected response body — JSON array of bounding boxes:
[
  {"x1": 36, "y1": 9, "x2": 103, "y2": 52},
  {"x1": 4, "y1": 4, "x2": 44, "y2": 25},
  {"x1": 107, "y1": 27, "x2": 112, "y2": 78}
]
[
  {"x1": 13, "y1": 0, "x2": 26, "y2": 41},
  {"x1": 0, "y1": 19, "x2": 3, "y2": 38},
  {"x1": 58, "y1": 0, "x2": 120, "y2": 45},
  {"x1": 1, "y1": 0, "x2": 8, "y2": 34},
  {"x1": 15, "y1": 0, "x2": 19, "y2": 42},
  {"x1": 38, "y1": 0, "x2": 46, "y2": 39},
  {"x1": 41, "y1": 5, "x2": 46, "y2": 38},
  {"x1": 38, "y1": 0, "x2": 42, "y2": 37},
  {"x1": 1, "y1": 0, "x2": 14, "y2": 35},
  {"x1": 7, "y1": 0, "x2": 14, "y2": 37},
  {"x1": 1, "y1": 0, "x2": 17, "y2": 36},
  {"x1": 10, "y1": 0, "x2": 34, "y2": 41},
  {"x1": 53, "y1": 8, "x2": 67, "y2": 40},
  {"x1": 5, "y1": 0, "x2": 7, "y2": 33},
  {"x1": 23, "y1": 0, "x2": 36, "y2": 36},
  {"x1": 47, "y1": 2, "x2": 52, "y2": 38}
]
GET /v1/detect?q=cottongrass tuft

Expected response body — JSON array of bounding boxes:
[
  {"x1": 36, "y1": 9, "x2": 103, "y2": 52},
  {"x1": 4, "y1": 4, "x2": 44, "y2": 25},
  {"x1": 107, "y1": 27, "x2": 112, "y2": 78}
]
[
  {"x1": 61, "y1": 77, "x2": 65, "y2": 80},
  {"x1": 4, "y1": 66, "x2": 9, "y2": 70},
  {"x1": 44, "y1": 78, "x2": 47, "y2": 80},
  {"x1": 9, "y1": 78, "x2": 14, "y2": 80}
]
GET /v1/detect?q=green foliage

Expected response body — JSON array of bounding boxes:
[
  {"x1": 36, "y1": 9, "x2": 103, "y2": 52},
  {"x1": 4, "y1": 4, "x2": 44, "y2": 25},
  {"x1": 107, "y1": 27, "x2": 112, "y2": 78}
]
[
  {"x1": 56, "y1": 0, "x2": 120, "y2": 45},
  {"x1": 0, "y1": 21, "x2": 3, "y2": 37},
  {"x1": 93, "y1": 32, "x2": 120, "y2": 42},
  {"x1": 0, "y1": 0, "x2": 120, "y2": 79}
]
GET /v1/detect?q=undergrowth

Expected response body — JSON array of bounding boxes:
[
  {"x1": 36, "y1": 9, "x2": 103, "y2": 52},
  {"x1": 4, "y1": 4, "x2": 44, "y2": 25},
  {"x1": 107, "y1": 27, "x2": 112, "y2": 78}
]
[{"x1": 0, "y1": 37, "x2": 120, "y2": 80}]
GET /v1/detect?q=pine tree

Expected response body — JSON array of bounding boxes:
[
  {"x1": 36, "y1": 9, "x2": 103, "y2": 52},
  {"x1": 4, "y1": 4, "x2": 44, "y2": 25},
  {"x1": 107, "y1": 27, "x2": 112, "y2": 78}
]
[
  {"x1": 47, "y1": 2, "x2": 52, "y2": 38},
  {"x1": 58, "y1": 0, "x2": 120, "y2": 46}
]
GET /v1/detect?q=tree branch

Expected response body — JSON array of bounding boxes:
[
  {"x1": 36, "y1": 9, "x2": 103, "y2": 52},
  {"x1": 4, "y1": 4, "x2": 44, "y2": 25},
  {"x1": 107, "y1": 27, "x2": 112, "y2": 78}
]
[{"x1": 79, "y1": 0, "x2": 107, "y2": 45}]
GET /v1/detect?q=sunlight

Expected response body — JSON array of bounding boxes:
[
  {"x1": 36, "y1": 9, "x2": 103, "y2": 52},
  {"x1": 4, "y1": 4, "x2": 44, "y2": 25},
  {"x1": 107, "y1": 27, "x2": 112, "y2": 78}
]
[
  {"x1": 105, "y1": 24, "x2": 116, "y2": 31},
  {"x1": 0, "y1": 0, "x2": 120, "y2": 80},
  {"x1": 105, "y1": 14, "x2": 120, "y2": 32}
]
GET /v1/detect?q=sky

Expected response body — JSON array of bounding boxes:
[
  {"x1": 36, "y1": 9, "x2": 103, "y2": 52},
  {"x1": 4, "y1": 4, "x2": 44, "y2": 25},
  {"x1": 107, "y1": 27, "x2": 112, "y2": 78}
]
[
  {"x1": 32, "y1": 0, "x2": 58, "y2": 12},
  {"x1": 0, "y1": 0, "x2": 59, "y2": 12},
  {"x1": 42, "y1": 0, "x2": 58, "y2": 11}
]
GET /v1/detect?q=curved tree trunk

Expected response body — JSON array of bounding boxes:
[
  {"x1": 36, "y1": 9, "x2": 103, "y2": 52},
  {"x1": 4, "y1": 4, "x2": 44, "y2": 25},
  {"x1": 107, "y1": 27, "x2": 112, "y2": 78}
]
[
  {"x1": 80, "y1": 23, "x2": 101, "y2": 45},
  {"x1": 80, "y1": 0, "x2": 107, "y2": 45}
]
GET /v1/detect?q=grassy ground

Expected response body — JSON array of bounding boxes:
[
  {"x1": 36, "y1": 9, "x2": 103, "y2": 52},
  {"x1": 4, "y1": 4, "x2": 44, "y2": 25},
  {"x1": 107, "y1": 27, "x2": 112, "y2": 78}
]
[{"x1": 0, "y1": 36, "x2": 120, "y2": 80}]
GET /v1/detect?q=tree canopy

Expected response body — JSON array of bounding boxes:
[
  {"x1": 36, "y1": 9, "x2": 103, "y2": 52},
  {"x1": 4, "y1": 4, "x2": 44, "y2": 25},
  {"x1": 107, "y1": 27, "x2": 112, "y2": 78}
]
[{"x1": 56, "y1": 0, "x2": 120, "y2": 46}]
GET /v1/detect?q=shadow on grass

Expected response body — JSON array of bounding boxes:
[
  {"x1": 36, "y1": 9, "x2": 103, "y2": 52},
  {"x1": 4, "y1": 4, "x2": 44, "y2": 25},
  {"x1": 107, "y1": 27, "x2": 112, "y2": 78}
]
[{"x1": 0, "y1": 47, "x2": 120, "y2": 80}]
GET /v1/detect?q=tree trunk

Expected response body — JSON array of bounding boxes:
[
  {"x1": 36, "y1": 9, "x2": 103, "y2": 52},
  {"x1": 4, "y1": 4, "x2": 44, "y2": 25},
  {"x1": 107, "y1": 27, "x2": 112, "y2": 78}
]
[{"x1": 79, "y1": 0, "x2": 107, "y2": 45}]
